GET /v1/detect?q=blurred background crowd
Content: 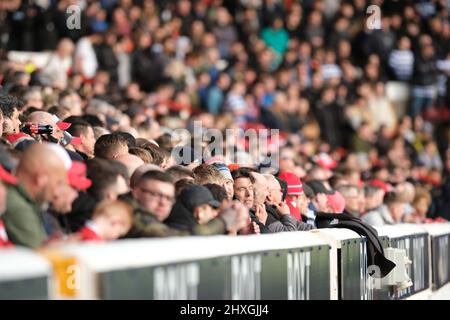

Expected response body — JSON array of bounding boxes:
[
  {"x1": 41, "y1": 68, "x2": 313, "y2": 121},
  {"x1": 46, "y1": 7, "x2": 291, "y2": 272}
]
[{"x1": 0, "y1": 0, "x2": 449, "y2": 248}]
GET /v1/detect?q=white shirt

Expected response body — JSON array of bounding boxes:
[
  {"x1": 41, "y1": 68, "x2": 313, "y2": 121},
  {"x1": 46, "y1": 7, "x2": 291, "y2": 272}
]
[
  {"x1": 75, "y1": 37, "x2": 98, "y2": 79},
  {"x1": 42, "y1": 53, "x2": 72, "y2": 87}
]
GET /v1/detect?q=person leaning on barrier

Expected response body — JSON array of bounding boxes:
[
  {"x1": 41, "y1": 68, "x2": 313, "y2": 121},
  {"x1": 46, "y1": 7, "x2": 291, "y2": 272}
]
[
  {"x1": 124, "y1": 170, "x2": 249, "y2": 238},
  {"x1": 361, "y1": 185, "x2": 394, "y2": 227},
  {"x1": 260, "y1": 172, "x2": 313, "y2": 232},
  {"x1": 76, "y1": 199, "x2": 134, "y2": 242},
  {"x1": 65, "y1": 158, "x2": 129, "y2": 232},
  {"x1": 0, "y1": 165, "x2": 17, "y2": 247},
  {"x1": 232, "y1": 168, "x2": 271, "y2": 233},
  {"x1": 304, "y1": 179, "x2": 334, "y2": 216},
  {"x1": 2, "y1": 143, "x2": 68, "y2": 248},
  {"x1": 335, "y1": 183, "x2": 365, "y2": 218},
  {"x1": 164, "y1": 185, "x2": 221, "y2": 231},
  {"x1": 384, "y1": 191, "x2": 407, "y2": 224},
  {"x1": 43, "y1": 161, "x2": 92, "y2": 239},
  {"x1": 167, "y1": 184, "x2": 259, "y2": 236},
  {"x1": 211, "y1": 162, "x2": 235, "y2": 200},
  {"x1": 205, "y1": 182, "x2": 261, "y2": 235}
]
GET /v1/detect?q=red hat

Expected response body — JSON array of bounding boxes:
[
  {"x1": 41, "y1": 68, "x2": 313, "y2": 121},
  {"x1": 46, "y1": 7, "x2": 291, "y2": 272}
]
[
  {"x1": 70, "y1": 136, "x2": 82, "y2": 145},
  {"x1": 62, "y1": 131, "x2": 82, "y2": 146},
  {"x1": 56, "y1": 121, "x2": 71, "y2": 130},
  {"x1": 278, "y1": 172, "x2": 304, "y2": 195},
  {"x1": 0, "y1": 165, "x2": 17, "y2": 185},
  {"x1": 326, "y1": 191, "x2": 346, "y2": 213},
  {"x1": 313, "y1": 153, "x2": 337, "y2": 170},
  {"x1": 368, "y1": 179, "x2": 392, "y2": 193},
  {"x1": 51, "y1": 115, "x2": 71, "y2": 131},
  {"x1": 228, "y1": 163, "x2": 241, "y2": 172},
  {"x1": 67, "y1": 161, "x2": 92, "y2": 190}
]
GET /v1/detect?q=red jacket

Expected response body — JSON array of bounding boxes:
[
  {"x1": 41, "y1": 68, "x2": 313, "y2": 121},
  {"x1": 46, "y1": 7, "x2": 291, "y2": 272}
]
[
  {"x1": 78, "y1": 225, "x2": 104, "y2": 242},
  {"x1": 285, "y1": 196, "x2": 301, "y2": 221},
  {"x1": 0, "y1": 219, "x2": 13, "y2": 248}
]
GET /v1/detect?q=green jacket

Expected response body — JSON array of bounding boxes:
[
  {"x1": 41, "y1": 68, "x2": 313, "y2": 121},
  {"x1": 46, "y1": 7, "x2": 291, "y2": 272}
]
[
  {"x1": 3, "y1": 184, "x2": 47, "y2": 248},
  {"x1": 125, "y1": 197, "x2": 226, "y2": 238}
]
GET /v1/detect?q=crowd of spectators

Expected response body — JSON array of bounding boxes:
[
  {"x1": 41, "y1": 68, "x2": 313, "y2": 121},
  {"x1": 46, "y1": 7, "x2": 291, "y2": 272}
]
[{"x1": 0, "y1": 0, "x2": 449, "y2": 249}]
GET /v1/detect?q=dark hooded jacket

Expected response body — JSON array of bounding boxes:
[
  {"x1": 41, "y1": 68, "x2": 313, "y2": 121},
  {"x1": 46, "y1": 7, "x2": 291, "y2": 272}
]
[
  {"x1": 164, "y1": 200, "x2": 199, "y2": 232},
  {"x1": 64, "y1": 192, "x2": 98, "y2": 232}
]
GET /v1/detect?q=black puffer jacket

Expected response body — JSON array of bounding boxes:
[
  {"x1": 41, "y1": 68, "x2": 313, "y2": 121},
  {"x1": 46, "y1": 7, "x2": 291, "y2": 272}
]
[{"x1": 411, "y1": 55, "x2": 438, "y2": 86}]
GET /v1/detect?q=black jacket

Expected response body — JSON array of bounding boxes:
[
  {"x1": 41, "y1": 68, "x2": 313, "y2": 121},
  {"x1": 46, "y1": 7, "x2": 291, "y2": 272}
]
[
  {"x1": 65, "y1": 192, "x2": 98, "y2": 232},
  {"x1": 131, "y1": 47, "x2": 167, "y2": 92},
  {"x1": 412, "y1": 55, "x2": 438, "y2": 86},
  {"x1": 164, "y1": 200, "x2": 198, "y2": 232},
  {"x1": 315, "y1": 212, "x2": 396, "y2": 278},
  {"x1": 249, "y1": 208, "x2": 272, "y2": 234}
]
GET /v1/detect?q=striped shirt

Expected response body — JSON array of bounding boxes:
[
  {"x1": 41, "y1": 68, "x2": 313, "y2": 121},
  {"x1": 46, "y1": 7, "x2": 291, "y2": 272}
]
[
  {"x1": 321, "y1": 64, "x2": 342, "y2": 80},
  {"x1": 388, "y1": 50, "x2": 414, "y2": 81}
]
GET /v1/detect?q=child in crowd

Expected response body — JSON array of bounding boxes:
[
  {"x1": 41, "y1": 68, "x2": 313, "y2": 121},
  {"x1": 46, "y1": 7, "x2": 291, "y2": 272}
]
[{"x1": 77, "y1": 199, "x2": 134, "y2": 242}]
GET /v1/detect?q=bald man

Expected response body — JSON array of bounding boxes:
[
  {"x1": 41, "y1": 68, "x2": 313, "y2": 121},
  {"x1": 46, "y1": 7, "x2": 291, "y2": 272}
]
[
  {"x1": 263, "y1": 174, "x2": 313, "y2": 232},
  {"x1": 130, "y1": 164, "x2": 163, "y2": 189},
  {"x1": 2, "y1": 143, "x2": 68, "y2": 248},
  {"x1": 115, "y1": 153, "x2": 145, "y2": 181},
  {"x1": 249, "y1": 172, "x2": 269, "y2": 227},
  {"x1": 27, "y1": 111, "x2": 65, "y2": 143}
]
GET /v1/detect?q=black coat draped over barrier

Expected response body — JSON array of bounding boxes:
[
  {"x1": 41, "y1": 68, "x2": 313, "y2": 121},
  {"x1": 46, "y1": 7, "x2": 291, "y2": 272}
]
[{"x1": 315, "y1": 211, "x2": 396, "y2": 278}]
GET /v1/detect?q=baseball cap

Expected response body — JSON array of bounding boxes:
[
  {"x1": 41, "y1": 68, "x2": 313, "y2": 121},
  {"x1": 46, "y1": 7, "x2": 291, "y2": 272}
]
[
  {"x1": 228, "y1": 163, "x2": 241, "y2": 171},
  {"x1": 278, "y1": 172, "x2": 304, "y2": 195},
  {"x1": 67, "y1": 161, "x2": 92, "y2": 190},
  {"x1": 56, "y1": 121, "x2": 71, "y2": 130},
  {"x1": 52, "y1": 115, "x2": 72, "y2": 131},
  {"x1": 326, "y1": 191, "x2": 346, "y2": 213},
  {"x1": 51, "y1": 115, "x2": 82, "y2": 146},
  {"x1": 61, "y1": 131, "x2": 82, "y2": 147},
  {"x1": 0, "y1": 165, "x2": 17, "y2": 185},
  {"x1": 306, "y1": 180, "x2": 333, "y2": 195},
  {"x1": 212, "y1": 162, "x2": 233, "y2": 181},
  {"x1": 368, "y1": 179, "x2": 392, "y2": 193},
  {"x1": 179, "y1": 185, "x2": 221, "y2": 212}
]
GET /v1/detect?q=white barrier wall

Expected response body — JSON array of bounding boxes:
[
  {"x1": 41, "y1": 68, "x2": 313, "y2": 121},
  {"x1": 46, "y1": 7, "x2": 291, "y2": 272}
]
[
  {"x1": 375, "y1": 224, "x2": 432, "y2": 299},
  {"x1": 1, "y1": 224, "x2": 450, "y2": 300},
  {"x1": 0, "y1": 247, "x2": 51, "y2": 299},
  {"x1": 48, "y1": 233, "x2": 331, "y2": 300}
]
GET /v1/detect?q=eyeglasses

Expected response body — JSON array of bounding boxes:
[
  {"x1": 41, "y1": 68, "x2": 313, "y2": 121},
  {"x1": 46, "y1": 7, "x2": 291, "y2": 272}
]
[{"x1": 138, "y1": 187, "x2": 175, "y2": 203}]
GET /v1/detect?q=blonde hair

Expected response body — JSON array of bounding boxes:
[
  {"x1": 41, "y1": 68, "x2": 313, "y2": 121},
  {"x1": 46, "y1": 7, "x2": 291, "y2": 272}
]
[
  {"x1": 92, "y1": 199, "x2": 134, "y2": 229},
  {"x1": 193, "y1": 164, "x2": 224, "y2": 185},
  {"x1": 413, "y1": 187, "x2": 432, "y2": 207},
  {"x1": 129, "y1": 147, "x2": 153, "y2": 164}
]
